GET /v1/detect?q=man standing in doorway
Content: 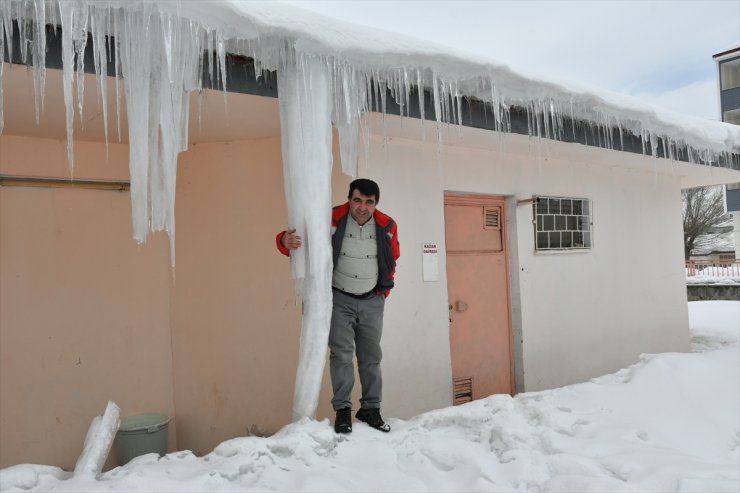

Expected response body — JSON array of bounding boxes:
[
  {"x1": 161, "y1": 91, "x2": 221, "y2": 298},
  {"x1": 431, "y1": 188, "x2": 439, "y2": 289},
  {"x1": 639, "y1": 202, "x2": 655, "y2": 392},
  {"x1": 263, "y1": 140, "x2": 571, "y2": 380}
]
[{"x1": 276, "y1": 179, "x2": 400, "y2": 433}]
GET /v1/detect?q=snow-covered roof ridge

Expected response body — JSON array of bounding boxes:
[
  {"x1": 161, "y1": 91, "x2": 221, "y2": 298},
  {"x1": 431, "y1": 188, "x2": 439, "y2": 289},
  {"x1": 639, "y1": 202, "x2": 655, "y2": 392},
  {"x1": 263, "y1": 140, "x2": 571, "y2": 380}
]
[
  {"x1": 221, "y1": 0, "x2": 740, "y2": 153},
  {"x1": 5, "y1": 0, "x2": 737, "y2": 155},
  {"x1": 209, "y1": 0, "x2": 740, "y2": 156}
]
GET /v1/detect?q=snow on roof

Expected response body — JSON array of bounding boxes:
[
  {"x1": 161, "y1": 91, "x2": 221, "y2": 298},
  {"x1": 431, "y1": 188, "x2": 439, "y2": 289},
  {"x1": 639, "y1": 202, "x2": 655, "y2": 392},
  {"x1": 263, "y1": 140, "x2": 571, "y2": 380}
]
[
  {"x1": 1, "y1": 0, "x2": 738, "y2": 156},
  {"x1": 184, "y1": 1, "x2": 740, "y2": 156},
  {"x1": 691, "y1": 230, "x2": 736, "y2": 255}
]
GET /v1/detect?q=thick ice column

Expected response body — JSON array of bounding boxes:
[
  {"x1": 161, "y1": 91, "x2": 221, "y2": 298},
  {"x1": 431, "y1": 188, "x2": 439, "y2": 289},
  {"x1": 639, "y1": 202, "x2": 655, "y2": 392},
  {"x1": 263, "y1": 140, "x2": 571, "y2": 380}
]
[{"x1": 277, "y1": 49, "x2": 334, "y2": 421}]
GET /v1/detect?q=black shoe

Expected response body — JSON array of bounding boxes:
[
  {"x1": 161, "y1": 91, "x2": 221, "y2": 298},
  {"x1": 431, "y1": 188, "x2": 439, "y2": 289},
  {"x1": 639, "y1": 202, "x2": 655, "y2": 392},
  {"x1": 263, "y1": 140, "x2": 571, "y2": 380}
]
[
  {"x1": 334, "y1": 407, "x2": 352, "y2": 434},
  {"x1": 355, "y1": 408, "x2": 391, "y2": 432}
]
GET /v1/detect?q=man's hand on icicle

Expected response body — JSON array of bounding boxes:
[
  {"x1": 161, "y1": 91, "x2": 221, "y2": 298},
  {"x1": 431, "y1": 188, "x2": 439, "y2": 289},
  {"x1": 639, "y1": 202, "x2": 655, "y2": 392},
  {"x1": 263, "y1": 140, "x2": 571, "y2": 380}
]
[{"x1": 281, "y1": 229, "x2": 302, "y2": 250}]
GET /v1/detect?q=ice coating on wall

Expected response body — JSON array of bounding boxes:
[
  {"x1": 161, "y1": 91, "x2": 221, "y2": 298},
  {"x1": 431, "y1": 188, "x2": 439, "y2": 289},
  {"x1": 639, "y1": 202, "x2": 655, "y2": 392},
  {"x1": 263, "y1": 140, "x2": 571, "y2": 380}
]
[
  {"x1": 1, "y1": 0, "x2": 739, "y2": 420},
  {"x1": 277, "y1": 47, "x2": 334, "y2": 419}
]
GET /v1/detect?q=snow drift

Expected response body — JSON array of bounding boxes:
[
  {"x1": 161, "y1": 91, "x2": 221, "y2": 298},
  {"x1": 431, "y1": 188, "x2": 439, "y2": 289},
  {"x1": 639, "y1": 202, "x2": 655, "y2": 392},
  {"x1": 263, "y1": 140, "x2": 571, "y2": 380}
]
[{"x1": 0, "y1": 301, "x2": 737, "y2": 492}]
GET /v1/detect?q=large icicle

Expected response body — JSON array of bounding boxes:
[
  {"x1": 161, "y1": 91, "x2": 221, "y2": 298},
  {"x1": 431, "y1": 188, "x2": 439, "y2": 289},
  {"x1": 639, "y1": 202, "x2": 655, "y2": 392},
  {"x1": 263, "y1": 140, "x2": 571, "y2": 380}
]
[
  {"x1": 90, "y1": 4, "x2": 109, "y2": 150},
  {"x1": 0, "y1": 0, "x2": 9, "y2": 133},
  {"x1": 115, "y1": 5, "x2": 197, "y2": 264},
  {"x1": 333, "y1": 63, "x2": 365, "y2": 177},
  {"x1": 57, "y1": 0, "x2": 78, "y2": 172},
  {"x1": 0, "y1": 20, "x2": 4, "y2": 135},
  {"x1": 277, "y1": 46, "x2": 334, "y2": 421},
  {"x1": 30, "y1": 0, "x2": 46, "y2": 125},
  {"x1": 117, "y1": 3, "x2": 154, "y2": 245}
]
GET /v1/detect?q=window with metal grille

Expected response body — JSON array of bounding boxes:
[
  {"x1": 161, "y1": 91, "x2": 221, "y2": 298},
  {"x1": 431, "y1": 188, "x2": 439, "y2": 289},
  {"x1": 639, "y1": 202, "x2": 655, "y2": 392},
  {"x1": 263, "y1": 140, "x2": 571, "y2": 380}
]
[{"x1": 534, "y1": 196, "x2": 593, "y2": 250}]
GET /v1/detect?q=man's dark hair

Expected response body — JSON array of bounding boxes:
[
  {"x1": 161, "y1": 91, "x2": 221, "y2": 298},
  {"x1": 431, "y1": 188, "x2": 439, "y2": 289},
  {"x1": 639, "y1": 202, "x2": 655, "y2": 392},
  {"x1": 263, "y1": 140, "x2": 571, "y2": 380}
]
[{"x1": 348, "y1": 178, "x2": 380, "y2": 204}]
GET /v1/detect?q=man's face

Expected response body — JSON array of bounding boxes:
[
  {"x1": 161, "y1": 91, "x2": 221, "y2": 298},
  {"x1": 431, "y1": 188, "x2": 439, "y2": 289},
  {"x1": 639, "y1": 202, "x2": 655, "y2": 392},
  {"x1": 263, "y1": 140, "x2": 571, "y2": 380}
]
[{"x1": 348, "y1": 189, "x2": 376, "y2": 226}]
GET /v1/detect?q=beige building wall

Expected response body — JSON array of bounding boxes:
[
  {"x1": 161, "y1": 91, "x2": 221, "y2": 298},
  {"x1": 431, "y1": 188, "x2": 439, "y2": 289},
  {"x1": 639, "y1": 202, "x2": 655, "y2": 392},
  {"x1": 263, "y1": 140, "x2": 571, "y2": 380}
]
[
  {"x1": 168, "y1": 136, "x2": 351, "y2": 455},
  {"x1": 0, "y1": 135, "x2": 175, "y2": 470},
  {"x1": 0, "y1": 131, "x2": 351, "y2": 467},
  {"x1": 514, "y1": 153, "x2": 690, "y2": 390},
  {"x1": 0, "y1": 63, "x2": 367, "y2": 466},
  {"x1": 358, "y1": 116, "x2": 731, "y2": 417}
]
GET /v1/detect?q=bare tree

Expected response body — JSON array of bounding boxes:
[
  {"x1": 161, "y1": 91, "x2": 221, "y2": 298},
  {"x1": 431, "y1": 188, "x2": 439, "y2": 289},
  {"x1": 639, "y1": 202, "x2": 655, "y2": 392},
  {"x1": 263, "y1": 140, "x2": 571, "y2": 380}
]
[{"x1": 682, "y1": 186, "x2": 730, "y2": 260}]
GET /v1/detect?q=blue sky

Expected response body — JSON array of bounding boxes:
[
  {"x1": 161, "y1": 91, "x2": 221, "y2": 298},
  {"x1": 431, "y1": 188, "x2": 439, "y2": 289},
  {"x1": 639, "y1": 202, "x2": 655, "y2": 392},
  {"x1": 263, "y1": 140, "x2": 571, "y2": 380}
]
[{"x1": 285, "y1": 0, "x2": 739, "y2": 121}]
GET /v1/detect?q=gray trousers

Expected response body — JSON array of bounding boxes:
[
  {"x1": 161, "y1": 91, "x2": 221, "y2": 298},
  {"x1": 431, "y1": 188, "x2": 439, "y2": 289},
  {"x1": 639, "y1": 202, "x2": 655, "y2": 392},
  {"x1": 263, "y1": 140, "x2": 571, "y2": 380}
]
[{"x1": 329, "y1": 290, "x2": 385, "y2": 411}]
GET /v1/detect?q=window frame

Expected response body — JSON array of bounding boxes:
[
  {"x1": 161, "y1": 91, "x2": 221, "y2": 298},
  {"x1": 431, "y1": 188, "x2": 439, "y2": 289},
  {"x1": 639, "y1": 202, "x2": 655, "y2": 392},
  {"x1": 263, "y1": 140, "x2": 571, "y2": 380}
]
[
  {"x1": 533, "y1": 196, "x2": 593, "y2": 251},
  {"x1": 719, "y1": 57, "x2": 740, "y2": 91}
]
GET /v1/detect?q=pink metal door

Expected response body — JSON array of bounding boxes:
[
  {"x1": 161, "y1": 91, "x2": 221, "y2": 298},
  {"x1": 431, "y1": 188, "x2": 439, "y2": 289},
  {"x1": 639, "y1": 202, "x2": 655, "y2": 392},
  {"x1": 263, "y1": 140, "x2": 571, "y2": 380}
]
[{"x1": 444, "y1": 193, "x2": 513, "y2": 402}]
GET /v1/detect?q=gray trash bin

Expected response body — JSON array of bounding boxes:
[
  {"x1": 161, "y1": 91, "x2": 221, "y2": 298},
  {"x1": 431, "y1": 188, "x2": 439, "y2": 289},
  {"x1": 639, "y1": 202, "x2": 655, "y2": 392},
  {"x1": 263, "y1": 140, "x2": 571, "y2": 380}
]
[{"x1": 115, "y1": 414, "x2": 170, "y2": 466}]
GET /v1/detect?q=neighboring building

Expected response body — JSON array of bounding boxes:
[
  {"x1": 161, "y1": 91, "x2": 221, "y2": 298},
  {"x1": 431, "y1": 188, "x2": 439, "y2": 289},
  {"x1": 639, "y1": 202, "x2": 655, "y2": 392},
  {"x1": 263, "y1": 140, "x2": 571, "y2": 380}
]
[
  {"x1": 689, "y1": 220, "x2": 736, "y2": 260},
  {"x1": 714, "y1": 44, "x2": 740, "y2": 259},
  {"x1": 1, "y1": 2, "x2": 739, "y2": 471}
]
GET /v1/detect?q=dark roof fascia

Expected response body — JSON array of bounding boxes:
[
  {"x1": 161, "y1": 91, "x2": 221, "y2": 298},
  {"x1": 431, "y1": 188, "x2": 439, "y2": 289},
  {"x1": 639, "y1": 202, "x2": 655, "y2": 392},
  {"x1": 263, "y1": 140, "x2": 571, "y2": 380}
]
[{"x1": 713, "y1": 47, "x2": 740, "y2": 60}]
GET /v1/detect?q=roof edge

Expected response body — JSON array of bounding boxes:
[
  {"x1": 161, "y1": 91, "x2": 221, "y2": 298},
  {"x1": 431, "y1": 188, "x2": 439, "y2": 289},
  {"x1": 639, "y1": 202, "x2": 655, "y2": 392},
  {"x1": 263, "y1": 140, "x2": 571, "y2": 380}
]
[{"x1": 713, "y1": 45, "x2": 740, "y2": 60}]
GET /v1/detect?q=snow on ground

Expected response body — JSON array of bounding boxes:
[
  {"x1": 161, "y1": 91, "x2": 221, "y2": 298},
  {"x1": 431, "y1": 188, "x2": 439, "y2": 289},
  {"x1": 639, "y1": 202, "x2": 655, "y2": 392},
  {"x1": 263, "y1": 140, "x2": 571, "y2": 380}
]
[
  {"x1": 1, "y1": 301, "x2": 738, "y2": 492},
  {"x1": 688, "y1": 300, "x2": 740, "y2": 352}
]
